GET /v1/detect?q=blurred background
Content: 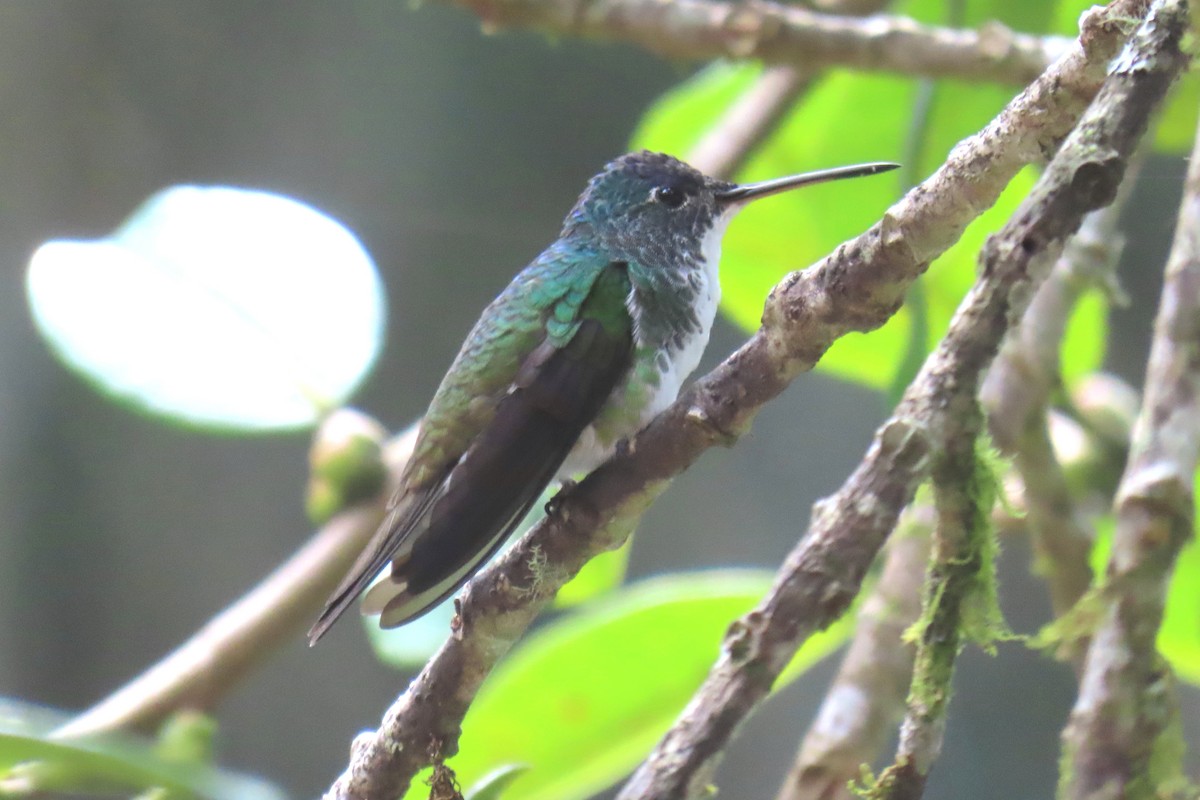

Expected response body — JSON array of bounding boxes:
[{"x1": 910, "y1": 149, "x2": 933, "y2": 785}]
[{"x1": 0, "y1": 2, "x2": 1194, "y2": 798}]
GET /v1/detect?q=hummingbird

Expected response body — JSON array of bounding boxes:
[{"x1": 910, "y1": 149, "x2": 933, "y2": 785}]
[{"x1": 308, "y1": 151, "x2": 897, "y2": 645}]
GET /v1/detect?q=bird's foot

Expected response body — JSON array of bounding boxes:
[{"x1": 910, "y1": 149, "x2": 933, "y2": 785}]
[{"x1": 544, "y1": 478, "x2": 578, "y2": 517}]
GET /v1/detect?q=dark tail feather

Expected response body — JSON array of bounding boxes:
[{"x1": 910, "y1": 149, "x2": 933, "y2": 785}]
[
  {"x1": 368, "y1": 317, "x2": 633, "y2": 628},
  {"x1": 306, "y1": 302, "x2": 633, "y2": 644}
]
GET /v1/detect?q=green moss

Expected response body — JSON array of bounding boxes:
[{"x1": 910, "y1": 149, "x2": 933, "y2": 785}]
[{"x1": 1029, "y1": 584, "x2": 1108, "y2": 662}]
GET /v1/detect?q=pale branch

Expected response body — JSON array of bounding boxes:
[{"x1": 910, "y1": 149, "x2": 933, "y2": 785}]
[
  {"x1": 438, "y1": 0, "x2": 1070, "y2": 86},
  {"x1": 323, "y1": 3, "x2": 1150, "y2": 798},
  {"x1": 622, "y1": 0, "x2": 1182, "y2": 794},
  {"x1": 774, "y1": 509, "x2": 931, "y2": 800},
  {"x1": 1061, "y1": 7, "x2": 1198, "y2": 795},
  {"x1": 981, "y1": 200, "x2": 1128, "y2": 641},
  {"x1": 52, "y1": 427, "x2": 419, "y2": 740}
]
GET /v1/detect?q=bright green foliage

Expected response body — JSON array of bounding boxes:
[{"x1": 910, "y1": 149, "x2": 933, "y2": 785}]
[
  {"x1": 465, "y1": 764, "x2": 531, "y2": 800},
  {"x1": 0, "y1": 700, "x2": 284, "y2": 800},
  {"x1": 26, "y1": 186, "x2": 385, "y2": 432},
  {"x1": 554, "y1": 539, "x2": 632, "y2": 608},
  {"x1": 1154, "y1": 72, "x2": 1200, "y2": 154},
  {"x1": 1159, "y1": 474, "x2": 1200, "y2": 684},
  {"x1": 1161, "y1": 533, "x2": 1200, "y2": 684},
  {"x1": 402, "y1": 571, "x2": 849, "y2": 800}
]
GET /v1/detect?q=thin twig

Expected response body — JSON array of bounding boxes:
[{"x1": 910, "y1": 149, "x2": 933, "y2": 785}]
[
  {"x1": 320, "y1": 3, "x2": 1151, "y2": 798},
  {"x1": 774, "y1": 510, "x2": 931, "y2": 800},
  {"x1": 1060, "y1": 3, "x2": 1197, "y2": 794},
  {"x1": 52, "y1": 427, "x2": 419, "y2": 739},
  {"x1": 441, "y1": 0, "x2": 1069, "y2": 86}
]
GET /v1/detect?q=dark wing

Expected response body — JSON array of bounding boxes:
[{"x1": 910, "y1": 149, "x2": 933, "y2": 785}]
[{"x1": 307, "y1": 265, "x2": 632, "y2": 644}]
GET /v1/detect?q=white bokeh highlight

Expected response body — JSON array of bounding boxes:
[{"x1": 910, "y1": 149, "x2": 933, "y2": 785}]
[{"x1": 27, "y1": 186, "x2": 386, "y2": 431}]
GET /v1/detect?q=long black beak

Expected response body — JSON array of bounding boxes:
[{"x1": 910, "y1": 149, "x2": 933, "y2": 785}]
[{"x1": 715, "y1": 162, "x2": 900, "y2": 205}]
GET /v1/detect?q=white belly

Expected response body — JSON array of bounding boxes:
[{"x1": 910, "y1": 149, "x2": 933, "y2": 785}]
[{"x1": 558, "y1": 213, "x2": 729, "y2": 477}]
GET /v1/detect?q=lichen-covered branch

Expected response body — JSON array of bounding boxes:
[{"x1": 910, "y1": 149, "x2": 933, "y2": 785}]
[
  {"x1": 438, "y1": 0, "x2": 1069, "y2": 85},
  {"x1": 981, "y1": 200, "x2": 1128, "y2": 650},
  {"x1": 774, "y1": 510, "x2": 931, "y2": 800},
  {"x1": 322, "y1": 2, "x2": 1151, "y2": 797},
  {"x1": 1060, "y1": 6, "x2": 1197, "y2": 795},
  {"x1": 870, "y1": 412, "x2": 999, "y2": 800}
]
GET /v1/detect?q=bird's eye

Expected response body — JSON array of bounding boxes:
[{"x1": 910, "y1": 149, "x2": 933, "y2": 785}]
[{"x1": 650, "y1": 185, "x2": 686, "y2": 208}]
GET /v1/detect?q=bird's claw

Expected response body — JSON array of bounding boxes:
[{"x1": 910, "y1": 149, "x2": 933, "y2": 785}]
[{"x1": 544, "y1": 478, "x2": 578, "y2": 517}]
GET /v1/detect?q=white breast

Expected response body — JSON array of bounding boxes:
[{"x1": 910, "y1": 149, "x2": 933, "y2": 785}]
[
  {"x1": 641, "y1": 213, "x2": 729, "y2": 419},
  {"x1": 559, "y1": 211, "x2": 733, "y2": 477}
]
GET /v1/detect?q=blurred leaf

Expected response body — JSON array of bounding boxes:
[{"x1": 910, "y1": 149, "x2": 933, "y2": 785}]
[
  {"x1": 1153, "y1": 71, "x2": 1200, "y2": 154},
  {"x1": 1161, "y1": 473, "x2": 1200, "y2": 685},
  {"x1": 27, "y1": 186, "x2": 385, "y2": 432},
  {"x1": 1061, "y1": 291, "x2": 1108, "y2": 384},
  {"x1": 1049, "y1": 0, "x2": 1104, "y2": 33},
  {"x1": 465, "y1": 764, "x2": 530, "y2": 800},
  {"x1": 0, "y1": 699, "x2": 285, "y2": 800},
  {"x1": 1161, "y1": 531, "x2": 1200, "y2": 685},
  {"x1": 366, "y1": 593, "x2": 456, "y2": 667},
  {"x1": 554, "y1": 539, "x2": 631, "y2": 608},
  {"x1": 153, "y1": 712, "x2": 216, "y2": 767},
  {"x1": 401, "y1": 571, "x2": 848, "y2": 800}
]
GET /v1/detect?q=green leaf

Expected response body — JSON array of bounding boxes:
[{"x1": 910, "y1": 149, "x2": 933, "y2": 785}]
[
  {"x1": 1153, "y1": 71, "x2": 1200, "y2": 154},
  {"x1": 27, "y1": 186, "x2": 385, "y2": 432},
  {"x1": 465, "y1": 764, "x2": 531, "y2": 800},
  {"x1": 1061, "y1": 291, "x2": 1109, "y2": 384},
  {"x1": 0, "y1": 699, "x2": 285, "y2": 800},
  {"x1": 1160, "y1": 472, "x2": 1200, "y2": 684},
  {"x1": 365, "y1": 594, "x2": 456, "y2": 668},
  {"x1": 1161, "y1": 532, "x2": 1200, "y2": 685},
  {"x1": 153, "y1": 712, "x2": 217, "y2": 767},
  {"x1": 403, "y1": 571, "x2": 849, "y2": 800},
  {"x1": 554, "y1": 539, "x2": 631, "y2": 608}
]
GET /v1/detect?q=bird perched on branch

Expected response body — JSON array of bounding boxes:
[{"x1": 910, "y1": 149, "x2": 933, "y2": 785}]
[{"x1": 308, "y1": 151, "x2": 897, "y2": 645}]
